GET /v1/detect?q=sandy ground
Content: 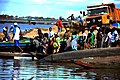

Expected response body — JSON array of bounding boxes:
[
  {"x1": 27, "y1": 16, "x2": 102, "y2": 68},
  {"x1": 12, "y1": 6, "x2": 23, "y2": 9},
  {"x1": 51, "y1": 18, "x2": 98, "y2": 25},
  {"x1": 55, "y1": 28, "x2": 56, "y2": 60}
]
[
  {"x1": 22, "y1": 25, "x2": 66, "y2": 39},
  {"x1": 0, "y1": 32, "x2": 13, "y2": 41}
]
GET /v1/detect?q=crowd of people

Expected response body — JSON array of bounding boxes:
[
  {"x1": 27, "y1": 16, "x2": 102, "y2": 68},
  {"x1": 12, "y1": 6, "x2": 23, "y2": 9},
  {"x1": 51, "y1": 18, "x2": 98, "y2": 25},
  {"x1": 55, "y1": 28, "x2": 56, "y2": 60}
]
[
  {"x1": 1, "y1": 12, "x2": 119, "y2": 54},
  {"x1": 30, "y1": 13, "x2": 120, "y2": 54},
  {"x1": 67, "y1": 11, "x2": 86, "y2": 27},
  {"x1": 32, "y1": 24, "x2": 120, "y2": 54}
]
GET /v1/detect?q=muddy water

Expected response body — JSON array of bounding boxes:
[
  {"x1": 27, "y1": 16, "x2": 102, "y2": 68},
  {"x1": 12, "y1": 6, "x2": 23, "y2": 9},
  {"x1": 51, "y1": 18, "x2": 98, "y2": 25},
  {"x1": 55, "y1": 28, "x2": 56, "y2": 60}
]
[{"x1": 0, "y1": 58, "x2": 120, "y2": 80}]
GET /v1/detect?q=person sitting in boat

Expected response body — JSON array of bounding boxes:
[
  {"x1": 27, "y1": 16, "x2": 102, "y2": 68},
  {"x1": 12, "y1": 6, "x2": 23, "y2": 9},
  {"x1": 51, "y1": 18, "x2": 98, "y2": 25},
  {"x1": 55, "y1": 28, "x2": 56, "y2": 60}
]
[
  {"x1": 58, "y1": 35, "x2": 67, "y2": 53},
  {"x1": 38, "y1": 28, "x2": 44, "y2": 39},
  {"x1": 33, "y1": 28, "x2": 44, "y2": 53},
  {"x1": 42, "y1": 33, "x2": 49, "y2": 54},
  {"x1": 48, "y1": 27, "x2": 55, "y2": 40},
  {"x1": 47, "y1": 37, "x2": 54, "y2": 54},
  {"x1": 3, "y1": 26, "x2": 10, "y2": 42},
  {"x1": 71, "y1": 35, "x2": 78, "y2": 51},
  {"x1": 53, "y1": 33, "x2": 60, "y2": 54},
  {"x1": 33, "y1": 36, "x2": 42, "y2": 53},
  {"x1": 64, "y1": 36, "x2": 72, "y2": 51}
]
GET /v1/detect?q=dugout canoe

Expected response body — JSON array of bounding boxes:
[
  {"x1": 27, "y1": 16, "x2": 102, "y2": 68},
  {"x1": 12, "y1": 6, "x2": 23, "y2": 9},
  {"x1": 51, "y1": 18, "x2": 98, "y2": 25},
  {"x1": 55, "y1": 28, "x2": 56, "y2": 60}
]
[
  {"x1": 40, "y1": 47, "x2": 120, "y2": 61},
  {"x1": 39, "y1": 47, "x2": 120, "y2": 68}
]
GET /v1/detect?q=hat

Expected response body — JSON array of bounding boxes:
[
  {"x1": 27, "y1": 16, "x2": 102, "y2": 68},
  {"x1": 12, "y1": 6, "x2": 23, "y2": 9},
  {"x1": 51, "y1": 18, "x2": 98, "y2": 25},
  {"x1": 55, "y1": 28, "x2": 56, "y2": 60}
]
[
  {"x1": 14, "y1": 23, "x2": 18, "y2": 26},
  {"x1": 5, "y1": 26, "x2": 8, "y2": 29}
]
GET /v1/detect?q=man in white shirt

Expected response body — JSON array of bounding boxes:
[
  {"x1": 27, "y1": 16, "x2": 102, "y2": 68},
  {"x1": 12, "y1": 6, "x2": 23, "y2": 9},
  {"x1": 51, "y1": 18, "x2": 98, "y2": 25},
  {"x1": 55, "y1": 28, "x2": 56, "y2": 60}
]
[
  {"x1": 48, "y1": 27, "x2": 54, "y2": 40},
  {"x1": 12, "y1": 23, "x2": 23, "y2": 53}
]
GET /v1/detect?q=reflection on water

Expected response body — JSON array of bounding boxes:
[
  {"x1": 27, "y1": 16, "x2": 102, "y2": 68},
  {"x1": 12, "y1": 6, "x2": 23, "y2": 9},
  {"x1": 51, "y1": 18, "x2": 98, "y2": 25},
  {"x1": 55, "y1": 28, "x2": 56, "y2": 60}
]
[{"x1": 0, "y1": 59, "x2": 120, "y2": 80}]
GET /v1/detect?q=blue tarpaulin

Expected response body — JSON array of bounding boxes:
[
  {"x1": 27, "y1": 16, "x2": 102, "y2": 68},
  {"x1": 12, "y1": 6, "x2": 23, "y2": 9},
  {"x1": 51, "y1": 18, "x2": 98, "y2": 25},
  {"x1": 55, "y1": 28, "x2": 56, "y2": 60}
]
[
  {"x1": 112, "y1": 23, "x2": 120, "y2": 28},
  {"x1": 112, "y1": 23, "x2": 118, "y2": 26}
]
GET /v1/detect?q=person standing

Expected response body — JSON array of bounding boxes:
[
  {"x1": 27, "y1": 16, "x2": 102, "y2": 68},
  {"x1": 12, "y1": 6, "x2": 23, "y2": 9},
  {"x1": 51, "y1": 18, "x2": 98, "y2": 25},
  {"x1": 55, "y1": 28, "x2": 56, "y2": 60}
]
[
  {"x1": 67, "y1": 14, "x2": 75, "y2": 27},
  {"x1": 105, "y1": 29, "x2": 112, "y2": 47},
  {"x1": 67, "y1": 14, "x2": 75, "y2": 21},
  {"x1": 96, "y1": 28, "x2": 103, "y2": 48},
  {"x1": 83, "y1": 30, "x2": 88, "y2": 49},
  {"x1": 78, "y1": 11, "x2": 83, "y2": 25},
  {"x1": 12, "y1": 23, "x2": 23, "y2": 53},
  {"x1": 56, "y1": 17, "x2": 63, "y2": 32},
  {"x1": 89, "y1": 29, "x2": 95, "y2": 48},
  {"x1": 111, "y1": 27, "x2": 119, "y2": 47}
]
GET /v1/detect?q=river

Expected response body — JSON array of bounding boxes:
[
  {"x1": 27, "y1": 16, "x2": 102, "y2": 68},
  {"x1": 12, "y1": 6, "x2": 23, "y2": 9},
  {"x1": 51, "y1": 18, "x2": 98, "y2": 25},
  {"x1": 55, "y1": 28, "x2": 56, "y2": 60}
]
[
  {"x1": 0, "y1": 58, "x2": 120, "y2": 80},
  {"x1": 0, "y1": 23, "x2": 53, "y2": 32}
]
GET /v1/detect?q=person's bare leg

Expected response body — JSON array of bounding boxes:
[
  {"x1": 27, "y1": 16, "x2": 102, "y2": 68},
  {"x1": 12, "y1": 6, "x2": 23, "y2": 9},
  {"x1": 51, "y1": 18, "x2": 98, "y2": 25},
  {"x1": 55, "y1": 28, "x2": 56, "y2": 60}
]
[{"x1": 18, "y1": 46, "x2": 23, "y2": 53}]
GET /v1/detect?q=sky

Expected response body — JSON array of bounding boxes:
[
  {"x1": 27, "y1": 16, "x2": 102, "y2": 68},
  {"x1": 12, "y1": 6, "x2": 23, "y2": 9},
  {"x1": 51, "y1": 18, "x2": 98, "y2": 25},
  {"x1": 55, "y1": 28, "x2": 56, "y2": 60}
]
[{"x1": 0, "y1": 0, "x2": 120, "y2": 19}]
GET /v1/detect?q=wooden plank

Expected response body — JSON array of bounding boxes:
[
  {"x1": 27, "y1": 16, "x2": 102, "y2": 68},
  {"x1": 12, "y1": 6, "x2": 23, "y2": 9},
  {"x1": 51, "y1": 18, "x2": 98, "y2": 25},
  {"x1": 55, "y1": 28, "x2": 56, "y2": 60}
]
[
  {"x1": 0, "y1": 52, "x2": 32, "y2": 57},
  {"x1": 0, "y1": 52, "x2": 48, "y2": 60},
  {"x1": 41, "y1": 47, "x2": 120, "y2": 61}
]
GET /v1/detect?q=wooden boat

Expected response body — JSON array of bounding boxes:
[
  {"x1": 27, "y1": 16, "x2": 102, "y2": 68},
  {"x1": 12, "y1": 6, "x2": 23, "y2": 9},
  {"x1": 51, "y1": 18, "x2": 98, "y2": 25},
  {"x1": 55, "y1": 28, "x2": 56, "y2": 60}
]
[
  {"x1": 40, "y1": 47, "x2": 120, "y2": 61},
  {"x1": 39, "y1": 47, "x2": 120, "y2": 68},
  {"x1": 0, "y1": 37, "x2": 48, "y2": 60},
  {"x1": 0, "y1": 38, "x2": 32, "y2": 52}
]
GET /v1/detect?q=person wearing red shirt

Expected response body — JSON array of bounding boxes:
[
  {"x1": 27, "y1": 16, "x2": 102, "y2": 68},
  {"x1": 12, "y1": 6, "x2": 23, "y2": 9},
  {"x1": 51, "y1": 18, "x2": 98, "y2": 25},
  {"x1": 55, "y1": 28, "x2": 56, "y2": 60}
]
[{"x1": 56, "y1": 17, "x2": 63, "y2": 32}]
